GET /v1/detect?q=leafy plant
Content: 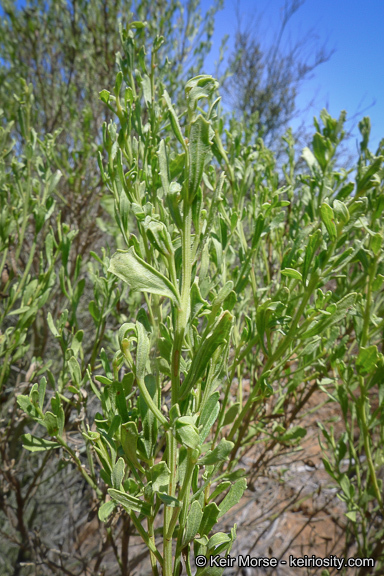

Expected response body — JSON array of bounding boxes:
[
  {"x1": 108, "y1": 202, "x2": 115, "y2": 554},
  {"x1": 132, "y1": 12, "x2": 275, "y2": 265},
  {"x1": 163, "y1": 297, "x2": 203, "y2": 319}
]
[{"x1": 9, "y1": 13, "x2": 384, "y2": 576}]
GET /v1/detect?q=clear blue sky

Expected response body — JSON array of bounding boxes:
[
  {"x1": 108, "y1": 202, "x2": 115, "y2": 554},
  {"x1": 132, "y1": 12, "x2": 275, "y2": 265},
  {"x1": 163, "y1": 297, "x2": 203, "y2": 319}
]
[{"x1": 203, "y1": 0, "x2": 384, "y2": 152}]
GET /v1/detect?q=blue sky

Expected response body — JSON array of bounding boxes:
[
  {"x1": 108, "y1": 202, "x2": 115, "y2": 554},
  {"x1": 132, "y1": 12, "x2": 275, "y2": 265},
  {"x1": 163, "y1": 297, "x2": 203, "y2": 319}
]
[{"x1": 203, "y1": 0, "x2": 384, "y2": 152}]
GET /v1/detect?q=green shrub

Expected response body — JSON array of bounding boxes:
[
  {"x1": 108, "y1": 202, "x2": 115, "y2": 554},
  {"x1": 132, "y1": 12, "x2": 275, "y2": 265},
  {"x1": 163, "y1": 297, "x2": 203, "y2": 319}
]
[{"x1": 4, "y1": 17, "x2": 384, "y2": 576}]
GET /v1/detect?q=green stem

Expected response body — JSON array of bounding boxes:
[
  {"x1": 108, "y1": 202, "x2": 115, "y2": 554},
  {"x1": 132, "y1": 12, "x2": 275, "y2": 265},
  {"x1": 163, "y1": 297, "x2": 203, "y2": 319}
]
[
  {"x1": 164, "y1": 430, "x2": 177, "y2": 576},
  {"x1": 173, "y1": 451, "x2": 198, "y2": 576},
  {"x1": 129, "y1": 511, "x2": 164, "y2": 569},
  {"x1": 136, "y1": 376, "x2": 167, "y2": 427},
  {"x1": 171, "y1": 199, "x2": 192, "y2": 403},
  {"x1": 358, "y1": 376, "x2": 383, "y2": 510},
  {"x1": 148, "y1": 513, "x2": 160, "y2": 576}
]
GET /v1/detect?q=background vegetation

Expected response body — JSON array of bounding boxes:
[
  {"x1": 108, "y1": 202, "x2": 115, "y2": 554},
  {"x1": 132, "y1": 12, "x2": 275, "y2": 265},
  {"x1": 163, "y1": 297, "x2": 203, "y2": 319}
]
[{"x1": 1, "y1": 1, "x2": 384, "y2": 575}]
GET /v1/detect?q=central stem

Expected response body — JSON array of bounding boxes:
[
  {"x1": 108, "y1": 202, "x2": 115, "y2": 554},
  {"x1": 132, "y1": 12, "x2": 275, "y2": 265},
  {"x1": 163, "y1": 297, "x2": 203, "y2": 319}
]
[{"x1": 164, "y1": 197, "x2": 193, "y2": 576}]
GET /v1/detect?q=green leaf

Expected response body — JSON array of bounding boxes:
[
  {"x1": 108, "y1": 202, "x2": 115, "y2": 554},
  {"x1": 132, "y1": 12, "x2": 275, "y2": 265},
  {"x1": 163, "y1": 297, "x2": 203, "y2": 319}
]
[
  {"x1": 113, "y1": 381, "x2": 129, "y2": 423},
  {"x1": 185, "y1": 75, "x2": 219, "y2": 113},
  {"x1": 108, "y1": 248, "x2": 179, "y2": 304},
  {"x1": 180, "y1": 311, "x2": 233, "y2": 400},
  {"x1": 108, "y1": 488, "x2": 151, "y2": 517},
  {"x1": 157, "y1": 493, "x2": 180, "y2": 507},
  {"x1": 199, "y1": 502, "x2": 220, "y2": 536},
  {"x1": 191, "y1": 280, "x2": 207, "y2": 321},
  {"x1": 99, "y1": 89, "x2": 111, "y2": 104},
  {"x1": 158, "y1": 139, "x2": 170, "y2": 195},
  {"x1": 112, "y1": 457, "x2": 126, "y2": 489},
  {"x1": 356, "y1": 346, "x2": 379, "y2": 375},
  {"x1": 312, "y1": 132, "x2": 332, "y2": 170},
  {"x1": 182, "y1": 500, "x2": 203, "y2": 546},
  {"x1": 121, "y1": 422, "x2": 143, "y2": 471},
  {"x1": 138, "y1": 374, "x2": 158, "y2": 459},
  {"x1": 136, "y1": 321, "x2": 149, "y2": 380},
  {"x1": 218, "y1": 478, "x2": 247, "y2": 518},
  {"x1": 209, "y1": 481, "x2": 231, "y2": 502},
  {"x1": 163, "y1": 90, "x2": 185, "y2": 149},
  {"x1": 151, "y1": 462, "x2": 171, "y2": 492},
  {"x1": 207, "y1": 532, "x2": 231, "y2": 551},
  {"x1": 175, "y1": 417, "x2": 201, "y2": 450},
  {"x1": 345, "y1": 510, "x2": 357, "y2": 522},
  {"x1": 22, "y1": 434, "x2": 61, "y2": 452},
  {"x1": 47, "y1": 312, "x2": 59, "y2": 337},
  {"x1": 188, "y1": 115, "x2": 212, "y2": 203},
  {"x1": 302, "y1": 147, "x2": 318, "y2": 171},
  {"x1": 98, "y1": 500, "x2": 116, "y2": 522},
  {"x1": 356, "y1": 156, "x2": 383, "y2": 193},
  {"x1": 222, "y1": 403, "x2": 240, "y2": 427},
  {"x1": 43, "y1": 411, "x2": 59, "y2": 436},
  {"x1": 281, "y1": 268, "x2": 302, "y2": 281},
  {"x1": 320, "y1": 203, "x2": 337, "y2": 241},
  {"x1": 371, "y1": 233, "x2": 382, "y2": 256},
  {"x1": 251, "y1": 214, "x2": 265, "y2": 249},
  {"x1": 68, "y1": 356, "x2": 81, "y2": 388},
  {"x1": 199, "y1": 439, "x2": 234, "y2": 465},
  {"x1": 198, "y1": 392, "x2": 220, "y2": 442},
  {"x1": 333, "y1": 200, "x2": 350, "y2": 224},
  {"x1": 17, "y1": 395, "x2": 39, "y2": 418},
  {"x1": 303, "y1": 230, "x2": 321, "y2": 284}
]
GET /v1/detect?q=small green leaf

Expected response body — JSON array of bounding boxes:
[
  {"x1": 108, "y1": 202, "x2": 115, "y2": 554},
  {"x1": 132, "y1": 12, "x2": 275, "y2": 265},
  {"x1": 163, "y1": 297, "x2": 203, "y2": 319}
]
[
  {"x1": 281, "y1": 268, "x2": 302, "y2": 281},
  {"x1": 22, "y1": 434, "x2": 61, "y2": 452},
  {"x1": 199, "y1": 439, "x2": 234, "y2": 465},
  {"x1": 199, "y1": 502, "x2": 220, "y2": 536},
  {"x1": 151, "y1": 462, "x2": 171, "y2": 492},
  {"x1": 108, "y1": 248, "x2": 179, "y2": 304},
  {"x1": 108, "y1": 488, "x2": 151, "y2": 516},
  {"x1": 188, "y1": 115, "x2": 212, "y2": 203},
  {"x1": 218, "y1": 478, "x2": 247, "y2": 518},
  {"x1": 157, "y1": 493, "x2": 180, "y2": 507},
  {"x1": 302, "y1": 147, "x2": 318, "y2": 171},
  {"x1": 17, "y1": 394, "x2": 38, "y2": 418},
  {"x1": 356, "y1": 346, "x2": 379, "y2": 375},
  {"x1": 182, "y1": 501, "x2": 203, "y2": 546},
  {"x1": 68, "y1": 356, "x2": 81, "y2": 388},
  {"x1": 112, "y1": 458, "x2": 126, "y2": 489},
  {"x1": 163, "y1": 90, "x2": 185, "y2": 149},
  {"x1": 175, "y1": 418, "x2": 201, "y2": 450},
  {"x1": 136, "y1": 322, "x2": 149, "y2": 380},
  {"x1": 345, "y1": 510, "x2": 357, "y2": 522},
  {"x1": 209, "y1": 481, "x2": 231, "y2": 502},
  {"x1": 207, "y1": 532, "x2": 231, "y2": 551},
  {"x1": 303, "y1": 230, "x2": 321, "y2": 284},
  {"x1": 43, "y1": 411, "x2": 59, "y2": 436},
  {"x1": 198, "y1": 392, "x2": 220, "y2": 442},
  {"x1": 333, "y1": 200, "x2": 350, "y2": 224},
  {"x1": 138, "y1": 374, "x2": 158, "y2": 459},
  {"x1": 98, "y1": 500, "x2": 116, "y2": 522},
  {"x1": 99, "y1": 89, "x2": 111, "y2": 104},
  {"x1": 222, "y1": 403, "x2": 240, "y2": 427},
  {"x1": 8, "y1": 305, "x2": 30, "y2": 316},
  {"x1": 320, "y1": 202, "x2": 337, "y2": 241},
  {"x1": 121, "y1": 422, "x2": 143, "y2": 471},
  {"x1": 47, "y1": 312, "x2": 59, "y2": 337},
  {"x1": 180, "y1": 311, "x2": 233, "y2": 400},
  {"x1": 371, "y1": 233, "x2": 382, "y2": 256}
]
